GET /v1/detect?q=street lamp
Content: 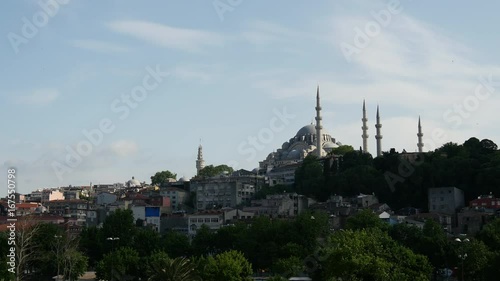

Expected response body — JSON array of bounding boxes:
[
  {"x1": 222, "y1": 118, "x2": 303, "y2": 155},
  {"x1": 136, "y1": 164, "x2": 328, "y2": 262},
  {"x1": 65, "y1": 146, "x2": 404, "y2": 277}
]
[
  {"x1": 455, "y1": 238, "x2": 470, "y2": 281},
  {"x1": 54, "y1": 235, "x2": 62, "y2": 281},
  {"x1": 106, "y1": 237, "x2": 120, "y2": 281}
]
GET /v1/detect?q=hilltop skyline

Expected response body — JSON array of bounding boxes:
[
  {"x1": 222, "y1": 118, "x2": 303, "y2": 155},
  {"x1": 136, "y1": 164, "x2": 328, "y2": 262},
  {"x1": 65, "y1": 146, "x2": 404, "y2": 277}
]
[{"x1": 2, "y1": 0, "x2": 500, "y2": 195}]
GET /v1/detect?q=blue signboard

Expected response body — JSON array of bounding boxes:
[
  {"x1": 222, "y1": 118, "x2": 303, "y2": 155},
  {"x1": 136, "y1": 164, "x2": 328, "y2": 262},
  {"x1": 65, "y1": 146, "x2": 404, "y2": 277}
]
[{"x1": 145, "y1": 206, "x2": 160, "y2": 217}]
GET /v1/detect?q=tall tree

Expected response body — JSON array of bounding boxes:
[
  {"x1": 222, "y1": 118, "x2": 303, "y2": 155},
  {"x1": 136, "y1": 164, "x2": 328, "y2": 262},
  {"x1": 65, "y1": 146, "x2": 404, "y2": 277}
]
[
  {"x1": 322, "y1": 228, "x2": 432, "y2": 281},
  {"x1": 134, "y1": 228, "x2": 161, "y2": 257},
  {"x1": 95, "y1": 247, "x2": 140, "y2": 281},
  {"x1": 101, "y1": 208, "x2": 137, "y2": 249},
  {"x1": 330, "y1": 145, "x2": 355, "y2": 156},
  {"x1": 191, "y1": 225, "x2": 216, "y2": 256},
  {"x1": 201, "y1": 250, "x2": 253, "y2": 281},
  {"x1": 161, "y1": 231, "x2": 192, "y2": 258},
  {"x1": 345, "y1": 209, "x2": 388, "y2": 231},
  {"x1": 15, "y1": 215, "x2": 42, "y2": 281},
  {"x1": 295, "y1": 155, "x2": 326, "y2": 200},
  {"x1": 78, "y1": 226, "x2": 103, "y2": 268},
  {"x1": 148, "y1": 252, "x2": 200, "y2": 281},
  {"x1": 0, "y1": 232, "x2": 15, "y2": 280}
]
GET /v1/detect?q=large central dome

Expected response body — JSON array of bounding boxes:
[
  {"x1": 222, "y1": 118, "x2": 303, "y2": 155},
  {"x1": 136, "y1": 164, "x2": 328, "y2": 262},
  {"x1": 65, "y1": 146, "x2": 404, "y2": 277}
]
[
  {"x1": 296, "y1": 124, "x2": 316, "y2": 137},
  {"x1": 296, "y1": 124, "x2": 330, "y2": 138}
]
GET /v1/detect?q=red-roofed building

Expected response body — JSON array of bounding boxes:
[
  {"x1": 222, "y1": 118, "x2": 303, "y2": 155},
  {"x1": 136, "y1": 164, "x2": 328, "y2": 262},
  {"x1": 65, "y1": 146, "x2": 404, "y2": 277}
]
[
  {"x1": 469, "y1": 194, "x2": 500, "y2": 210},
  {"x1": 0, "y1": 214, "x2": 78, "y2": 235},
  {"x1": 16, "y1": 203, "x2": 41, "y2": 216}
]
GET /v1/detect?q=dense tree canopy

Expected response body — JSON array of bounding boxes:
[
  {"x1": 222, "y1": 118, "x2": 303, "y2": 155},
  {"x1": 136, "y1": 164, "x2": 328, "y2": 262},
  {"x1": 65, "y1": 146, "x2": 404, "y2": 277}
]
[
  {"x1": 321, "y1": 228, "x2": 432, "y2": 281},
  {"x1": 295, "y1": 155, "x2": 326, "y2": 200},
  {"x1": 296, "y1": 138, "x2": 500, "y2": 210},
  {"x1": 151, "y1": 170, "x2": 177, "y2": 185},
  {"x1": 198, "y1": 164, "x2": 234, "y2": 177},
  {"x1": 200, "y1": 250, "x2": 253, "y2": 281},
  {"x1": 330, "y1": 144, "x2": 355, "y2": 156}
]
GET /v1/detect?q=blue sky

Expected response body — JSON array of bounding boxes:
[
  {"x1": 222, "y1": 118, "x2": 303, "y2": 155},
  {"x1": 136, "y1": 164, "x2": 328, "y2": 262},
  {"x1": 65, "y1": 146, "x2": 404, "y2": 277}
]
[{"x1": 2, "y1": 0, "x2": 500, "y2": 195}]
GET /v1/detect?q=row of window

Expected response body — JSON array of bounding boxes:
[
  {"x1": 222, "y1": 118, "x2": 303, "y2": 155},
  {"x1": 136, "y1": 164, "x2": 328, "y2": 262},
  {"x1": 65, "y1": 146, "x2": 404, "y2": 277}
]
[
  {"x1": 431, "y1": 204, "x2": 449, "y2": 210},
  {"x1": 472, "y1": 201, "x2": 499, "y2": 206},
  {"x1": 190, "y1": 218, "x2": 219, "y2": 223}
]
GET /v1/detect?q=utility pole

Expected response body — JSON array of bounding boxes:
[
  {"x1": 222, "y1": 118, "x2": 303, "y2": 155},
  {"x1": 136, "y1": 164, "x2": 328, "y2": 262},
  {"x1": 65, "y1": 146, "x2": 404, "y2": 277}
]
[
  {"x1": 54, "y1": 235, "x2": 62, "y2": 281},
  {"x1": 106, "y1": 237, "x2": 120, "y2": 281}
]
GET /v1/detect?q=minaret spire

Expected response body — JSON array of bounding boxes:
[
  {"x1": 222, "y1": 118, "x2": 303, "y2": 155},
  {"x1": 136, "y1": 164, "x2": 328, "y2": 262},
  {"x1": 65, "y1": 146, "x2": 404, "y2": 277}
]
[
  {"x1": 196, "y1": 140, "x2": 205, "y2": 175},
  {"x1": 375, "y1": 105, "x2": 383, "y2": 157},
  {"x1": 315, "y1": 85, "x2": 323, "y2": 157},
  {"x1": 417, "y1": 116, "x2": 424, "y2": 153},
  {"x1": 362, "y1": 100, "x2": 369, "y2": 153}
]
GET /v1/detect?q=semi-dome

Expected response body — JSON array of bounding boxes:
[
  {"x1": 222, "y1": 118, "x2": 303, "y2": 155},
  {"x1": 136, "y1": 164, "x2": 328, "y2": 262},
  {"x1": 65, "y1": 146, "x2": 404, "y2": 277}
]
[
  {"x1": 281, "y1": 142, "x2": 290, "y2": 150},
  {"x1": 287, "y1": 149, "x2": 301, "y2": 160},
  {"x1": 324, "y1": 141, "x2": 338, "y2": 149}
]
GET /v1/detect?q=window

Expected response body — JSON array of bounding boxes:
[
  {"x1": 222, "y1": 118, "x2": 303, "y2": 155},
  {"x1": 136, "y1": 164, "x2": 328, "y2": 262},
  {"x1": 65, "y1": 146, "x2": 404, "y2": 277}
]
[
  {"x1": 211, "y1": 218, "x2": 218, "y2": 223},
  {"x1": 205, "y1": 218, "x2": 210, "y2": 223},
  {"x1": 197, "y1": 218, "x2": 204, "y2": 223}
]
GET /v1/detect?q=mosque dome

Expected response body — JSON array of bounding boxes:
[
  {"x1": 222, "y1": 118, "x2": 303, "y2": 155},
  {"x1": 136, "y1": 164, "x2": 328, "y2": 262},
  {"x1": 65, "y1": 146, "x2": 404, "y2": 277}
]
[
  {"x1": 179, "y1": 177, "x2": 188, "y2": 182},
  {"x1": 296, "y1": 124, "x2": 316, "y2": 137},
  {"x1": 127, "y1": 176, "x2": 141, "y2": 187},
  {"x1": 296, "y1": 124, "x2": 331, "y2": 139}
]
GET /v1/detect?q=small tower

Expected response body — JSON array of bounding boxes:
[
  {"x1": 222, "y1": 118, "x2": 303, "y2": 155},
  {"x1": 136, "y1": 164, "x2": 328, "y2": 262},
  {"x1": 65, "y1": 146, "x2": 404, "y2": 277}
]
[
  {"x1": 196, "y1": 142, "x2": 205, "y2": 175},
  {"x1": 315, "y1": 85, "x2": 323, "y2": 157},
  {"x1": 361, "y1": 100, "x2": 369, "y2": 153},
  {"x1": 375, "y1": 105, "x2": 383, "y2": 157},
  {"x1": 417, "y1": 116, "x2": 424, "y2": 153}
]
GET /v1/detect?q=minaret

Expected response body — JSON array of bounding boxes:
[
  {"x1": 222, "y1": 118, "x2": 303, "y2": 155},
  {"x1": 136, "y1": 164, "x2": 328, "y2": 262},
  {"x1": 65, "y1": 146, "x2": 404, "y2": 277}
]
[
  {"x1": 417, "y1": 116, "x2": 424, "y2": 153},
  {"x1": 375, "y1": 105, "x2": 382, "y2": 157},
  {"x1": 361, "y1": 100, "x2": 369, "y2": 153},
  {"x1": 196, "y1": 142, "x2": 205, "y2": 175},
  {"x1": 315, "y1": 85, "x2": 323, "y2": 157}
]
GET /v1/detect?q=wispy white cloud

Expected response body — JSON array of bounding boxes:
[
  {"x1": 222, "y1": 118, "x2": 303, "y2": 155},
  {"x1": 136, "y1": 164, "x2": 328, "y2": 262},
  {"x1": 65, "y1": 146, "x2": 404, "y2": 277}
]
[
  {"x1": 110, "y1": 140, "x2": 138, "y2": 157},
  {"x1": 70, "y1": 39, "x2": 130, "y2": 53},
  {"x1": 107, "y1": 20, "x2": 224, "y2": 52},
  {"x1": 16, "y1": 88, "x2": 59, "y2": 105},
  {"x1": 240, "y1": 20, "x2": 308, "y2": 57},
  {"x1": 247, "y1": 4, "x2": 500, "y2": 154}
]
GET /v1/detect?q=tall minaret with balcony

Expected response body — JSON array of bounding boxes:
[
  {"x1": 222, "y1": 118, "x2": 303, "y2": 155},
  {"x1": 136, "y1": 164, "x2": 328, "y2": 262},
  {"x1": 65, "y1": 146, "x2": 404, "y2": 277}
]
[
  {"x1": 196, "y1": 142, "x2": 205, "y2": 175},
  {"x1": 315, "y1": 85, "x2": 323, "y2": 157},
  {"x1": 375, "y1": 105, "x2": 383, "y2": 157},
  {"x1": 417, "y1": 116, "x2": 424, "y2": 153},
  {"x1": 362, "y1": 100, "x2": 369, "y2": 153}
]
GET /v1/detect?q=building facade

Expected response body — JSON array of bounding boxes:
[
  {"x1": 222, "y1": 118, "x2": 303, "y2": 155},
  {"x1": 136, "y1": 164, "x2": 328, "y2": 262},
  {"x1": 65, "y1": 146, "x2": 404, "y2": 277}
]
[
  {"x1": 428, "y1": 187, "x2": 465, "y2": 215},
  {"x1": 191, "y1": 175, "x2": 259, "y2": 210}
]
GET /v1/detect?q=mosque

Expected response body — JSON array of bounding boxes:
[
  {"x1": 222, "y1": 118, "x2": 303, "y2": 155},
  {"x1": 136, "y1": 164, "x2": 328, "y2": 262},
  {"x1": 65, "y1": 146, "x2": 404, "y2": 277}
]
[{"x1": 196, "y1": 86, "x2": 425, "y2": 185}]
